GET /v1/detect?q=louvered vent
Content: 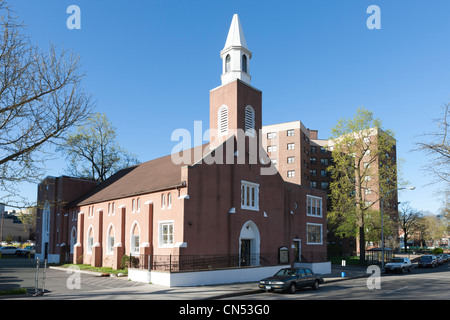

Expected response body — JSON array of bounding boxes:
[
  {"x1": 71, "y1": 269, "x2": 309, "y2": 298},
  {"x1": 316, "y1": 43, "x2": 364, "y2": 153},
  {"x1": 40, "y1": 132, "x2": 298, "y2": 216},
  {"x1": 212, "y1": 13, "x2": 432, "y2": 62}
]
[
  {"x1": 245, "y1": 106, "x2": 255, "y2": 132},
  {"x1": 219, "y1": 106, "x2": 228, "y2": 135}
]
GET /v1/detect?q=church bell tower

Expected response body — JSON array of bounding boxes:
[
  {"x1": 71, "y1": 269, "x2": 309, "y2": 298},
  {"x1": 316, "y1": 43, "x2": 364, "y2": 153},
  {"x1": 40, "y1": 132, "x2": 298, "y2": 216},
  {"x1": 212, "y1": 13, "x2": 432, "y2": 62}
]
[{"x1": 210, "y1": 14, "x2": 262, "y2": 150}]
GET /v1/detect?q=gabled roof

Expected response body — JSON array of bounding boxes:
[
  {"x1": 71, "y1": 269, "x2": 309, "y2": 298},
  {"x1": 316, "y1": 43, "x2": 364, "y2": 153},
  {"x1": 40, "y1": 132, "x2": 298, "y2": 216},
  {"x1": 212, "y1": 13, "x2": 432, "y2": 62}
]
[{"x1": 68, "y1": 143, "x2": 210, "y2": 207}]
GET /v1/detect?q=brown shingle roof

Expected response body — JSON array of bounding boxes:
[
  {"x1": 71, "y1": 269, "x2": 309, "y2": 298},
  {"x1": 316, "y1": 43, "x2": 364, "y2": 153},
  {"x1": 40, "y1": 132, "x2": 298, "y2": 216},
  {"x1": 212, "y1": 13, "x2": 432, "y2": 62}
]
[{"x1": 68, "y1": 143, "x2": 210, "y2": 207}]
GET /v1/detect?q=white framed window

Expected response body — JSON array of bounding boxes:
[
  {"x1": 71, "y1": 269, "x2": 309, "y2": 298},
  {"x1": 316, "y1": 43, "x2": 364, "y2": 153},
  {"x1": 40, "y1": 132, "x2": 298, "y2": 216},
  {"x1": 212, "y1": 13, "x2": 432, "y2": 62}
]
[
  {"x1": 242, "y1": 54, "x2": 248, "y2": 73},
  {"x1": 167, "y1": 193, "x2": 171, "y2": 208},
  {"x1": 365, "y1": 188, "x2": 372, "y2": 195},
  {"x1": 132, "y1": 199, "x2": 136, "y2": 212},
  {"x1": 287, "y1": 143, "x2": 295, "y2": 150},
  {"x1": 218, "y1": 105, "x2": 229, "y2": 136},
  {"x1": 107, "y1": 224, "x2": 115, "y2": 255},
  {"x1": 70, "y1": 227, "x2": 76, "y2": 254},
  {"x1": 131, "y1": 222, "x2": 140, "y2": 255},
  {"x1": 225, "y1": 54, "x2": 231, "y2": 73},
  {"x1": 161, "y1": 193, "x2": 165, "y2": 209},
  {"x1": 307, "y1": 195, "x2": 322, "y2": 217},
  {"x1": 43, "y1": 201, "x2": 50, "y2": 235},
  {"x1": 87, "y1": 227, "x2": 94, "y2": 254},
  {"x1": 271, "y1": 158, "x2": 278, "y2": 166},
  {"x1": 287, "y1": 170, "x2": 295, "y2": 177},
  {"x1": 267, "y1": 145, "x2": 277, "y2": 153},
  {"x1": 267, "y1": 132, "x2": 277, "y2": 139},
  {"x1": 287, "y1": 129, "x2": 294, "y2": 136},
  {"x1": 241, "y1": 180, "x2": 259, "y2": 211},
  {"x1": 159, "y1": 221, "x2": 174, "y2": 247},
  {"x1": 306, "y1": 223, "x2": 323, "y2": 244},
  {"x1": 287, "y1": 156, "x2": 295, "y2": 164}
]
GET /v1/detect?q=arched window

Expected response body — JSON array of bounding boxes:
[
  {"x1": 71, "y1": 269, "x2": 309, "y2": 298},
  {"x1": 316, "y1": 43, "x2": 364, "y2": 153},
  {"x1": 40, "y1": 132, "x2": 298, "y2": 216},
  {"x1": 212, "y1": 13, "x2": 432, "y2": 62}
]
[
  {"x1": 43, "y1": 201, "x2": 50, "y2": 235},
  {"x1": 225, "y1": 54, "x2": 231, "y2": 73},
  {"x1": 131, "y1": 222, "x2": 140, "y2": 255},
  {"x1": 245, "y1": 105, "x2": 255, "y2": 134},
  {"x1": 242, "y1": 54, "x2": 247, "y2": 73},
  {"x1": 218, "y1": 105, "x2": 228, "y2": 136},
  {"x1": 70, "y1": 227, "x2": 77, "y2": 254},
  {"x1": 107, "y1": 224, "x2": 115, "y2": 255},
  {"x1": 87, "y1": 226, "x2": 94, "y2": 254},
  {"x1": 161, "y1": 194, "x2": 165, "y2": 209}
]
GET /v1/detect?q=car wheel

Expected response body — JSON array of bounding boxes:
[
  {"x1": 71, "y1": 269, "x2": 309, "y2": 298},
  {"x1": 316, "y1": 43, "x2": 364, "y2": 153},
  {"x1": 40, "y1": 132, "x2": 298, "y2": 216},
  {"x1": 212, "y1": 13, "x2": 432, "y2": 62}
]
[
  {"x1": 312, "y1": 280, "x2": 320, "y2": 290},
  {"x1": 289, "y1": 282, "x2": 296, "y2": 294},
  {"x1": 408, "y1": 266, "x2": 412, "y2": 273}
]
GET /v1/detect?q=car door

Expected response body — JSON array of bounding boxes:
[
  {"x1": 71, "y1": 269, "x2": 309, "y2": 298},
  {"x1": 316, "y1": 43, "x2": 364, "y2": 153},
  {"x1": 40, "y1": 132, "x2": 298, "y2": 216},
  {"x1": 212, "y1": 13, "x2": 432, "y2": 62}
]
[
  {"x1": 304, "y1": 268, "x2": 315, "y2": 286},
  {"x1": 296, "y1": 269, "x2": 308, "y2": 287}
]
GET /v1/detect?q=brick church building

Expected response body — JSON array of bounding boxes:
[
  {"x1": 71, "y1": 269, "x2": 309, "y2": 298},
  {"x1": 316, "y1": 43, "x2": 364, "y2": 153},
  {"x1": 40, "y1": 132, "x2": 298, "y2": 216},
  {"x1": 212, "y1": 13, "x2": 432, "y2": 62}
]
[{"x1": 35, "y1": 14, "x2": 329, "y2": 285}]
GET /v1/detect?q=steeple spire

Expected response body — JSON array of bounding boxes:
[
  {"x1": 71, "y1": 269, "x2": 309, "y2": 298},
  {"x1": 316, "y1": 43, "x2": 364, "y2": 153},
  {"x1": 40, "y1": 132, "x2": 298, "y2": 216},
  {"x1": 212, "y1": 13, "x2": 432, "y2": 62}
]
[
  {"x1": 223, "y1": 14, "x2": 248, "y2": 50},
  {"x1": 220, "y1": 14, "x2": 252, "y2": 86}
]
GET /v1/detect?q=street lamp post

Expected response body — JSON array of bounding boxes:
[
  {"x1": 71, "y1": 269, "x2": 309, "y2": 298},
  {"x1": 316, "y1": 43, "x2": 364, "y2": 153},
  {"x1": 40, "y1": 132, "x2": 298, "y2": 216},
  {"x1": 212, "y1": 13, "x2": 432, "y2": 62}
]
[{"x1": 380, "y1": 186, "x2": 415, "y2": 271}]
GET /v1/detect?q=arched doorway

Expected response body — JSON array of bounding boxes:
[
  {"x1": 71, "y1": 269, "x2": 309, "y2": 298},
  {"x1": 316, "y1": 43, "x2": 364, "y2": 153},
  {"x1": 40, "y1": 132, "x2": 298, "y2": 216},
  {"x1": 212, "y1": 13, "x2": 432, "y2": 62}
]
[{"x1": 239, "y1": 221, "x2": 260, "y2": 266}]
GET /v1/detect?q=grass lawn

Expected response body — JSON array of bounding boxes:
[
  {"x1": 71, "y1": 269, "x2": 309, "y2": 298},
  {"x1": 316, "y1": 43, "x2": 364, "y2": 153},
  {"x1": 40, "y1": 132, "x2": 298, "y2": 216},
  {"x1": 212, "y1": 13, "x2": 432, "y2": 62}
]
[
  {"x1": 0, "y1": 288, "x2": 27, "y2": 296},
  {"x1": 57, "y1": 263, "x2": 128, "y2": 276}
]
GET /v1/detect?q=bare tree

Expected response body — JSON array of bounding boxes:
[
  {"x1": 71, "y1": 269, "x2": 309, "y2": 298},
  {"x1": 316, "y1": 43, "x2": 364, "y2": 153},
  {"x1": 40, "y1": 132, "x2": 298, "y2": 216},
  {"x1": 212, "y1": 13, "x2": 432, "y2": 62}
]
[
  {"x1": 398, "y1": 202, "x2": 423, "y2": 253},
  {"x1": 416, "y1": 103, "x2": 450, "y2": 188},
  {"x1": 0, "y1": 1, "x2": 93, "y2": 206}
]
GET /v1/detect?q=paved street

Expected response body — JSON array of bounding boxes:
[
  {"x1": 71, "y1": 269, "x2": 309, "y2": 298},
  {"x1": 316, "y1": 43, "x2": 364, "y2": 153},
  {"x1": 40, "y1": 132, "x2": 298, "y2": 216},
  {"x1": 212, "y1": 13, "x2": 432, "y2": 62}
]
[
  {"x1": 1, "y1": 259, "x2": 449, "y2": 301},
  {"x1": 228, "y1": 262, "x2": 450, "y2": 300}
]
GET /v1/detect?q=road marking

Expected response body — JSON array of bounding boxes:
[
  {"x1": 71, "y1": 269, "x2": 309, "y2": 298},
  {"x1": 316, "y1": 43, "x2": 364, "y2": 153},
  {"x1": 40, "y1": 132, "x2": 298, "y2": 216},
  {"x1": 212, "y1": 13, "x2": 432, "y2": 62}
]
[{"x1": 385, "y1": 286, "x2": 408, "y2": 295}]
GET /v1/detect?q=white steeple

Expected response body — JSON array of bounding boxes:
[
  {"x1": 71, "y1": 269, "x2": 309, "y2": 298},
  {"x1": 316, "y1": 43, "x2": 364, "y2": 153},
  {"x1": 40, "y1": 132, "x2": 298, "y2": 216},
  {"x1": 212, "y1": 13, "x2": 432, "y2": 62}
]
[{"x1": 220, "y1": 14, "x2": 252, "y2": 86}]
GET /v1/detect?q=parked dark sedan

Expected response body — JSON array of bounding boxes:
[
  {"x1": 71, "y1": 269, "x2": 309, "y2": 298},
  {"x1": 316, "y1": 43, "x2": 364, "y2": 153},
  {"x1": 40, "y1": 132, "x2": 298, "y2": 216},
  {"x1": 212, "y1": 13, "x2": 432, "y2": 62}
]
[
  {"x1": 418, "y1": 255, "x2": 438, "y2": 268},
  {"x1": 259, "y1": 267, "x2": 324, "y2": 294}
]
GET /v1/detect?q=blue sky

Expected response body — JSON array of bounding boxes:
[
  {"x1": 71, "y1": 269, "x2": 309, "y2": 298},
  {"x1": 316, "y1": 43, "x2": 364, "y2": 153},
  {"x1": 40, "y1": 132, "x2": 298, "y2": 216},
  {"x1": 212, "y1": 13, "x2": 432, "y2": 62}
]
[{"x1": 6, "y1": 0, "x2": 450, "y2": 215}]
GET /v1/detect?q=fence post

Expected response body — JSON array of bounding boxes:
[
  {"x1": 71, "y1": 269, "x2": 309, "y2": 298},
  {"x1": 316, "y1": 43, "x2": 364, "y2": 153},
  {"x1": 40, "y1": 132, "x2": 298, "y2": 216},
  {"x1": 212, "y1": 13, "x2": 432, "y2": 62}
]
[
  {"x1": 34, "y1": 257, "x2": 40, "y2": 296},
  {"x1": 40, "y1": 259, "x2": 47, "y2": 295}
]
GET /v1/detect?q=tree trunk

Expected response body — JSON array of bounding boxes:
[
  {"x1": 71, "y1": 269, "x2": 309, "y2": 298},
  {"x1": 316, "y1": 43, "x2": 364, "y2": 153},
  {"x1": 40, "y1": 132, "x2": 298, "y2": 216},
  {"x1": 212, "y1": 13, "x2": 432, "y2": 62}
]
[{"x1": 359, "y1": 226, "x2": 365, "y2": 265}]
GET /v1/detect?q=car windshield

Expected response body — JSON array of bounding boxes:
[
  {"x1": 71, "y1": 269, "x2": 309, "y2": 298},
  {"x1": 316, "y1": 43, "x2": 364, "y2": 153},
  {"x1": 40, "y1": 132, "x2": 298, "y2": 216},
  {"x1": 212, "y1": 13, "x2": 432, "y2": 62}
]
[
  {"x1": 421, "y1": 256, "x2": 432, "y2": 261},
  {"x1": 389, "y1": 258, "x2": 404, "y2": 263},
  {"x1": 274, "y1": 268, "x2": 297, "y2": 276}
]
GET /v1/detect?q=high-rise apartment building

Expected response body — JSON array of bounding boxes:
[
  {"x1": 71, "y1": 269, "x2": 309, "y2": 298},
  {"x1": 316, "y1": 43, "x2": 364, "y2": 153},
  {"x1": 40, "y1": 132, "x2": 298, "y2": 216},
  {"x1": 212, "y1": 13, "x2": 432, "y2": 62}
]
[{"x1": 262, "y1": 123, "x2": 399, "y2": 255}]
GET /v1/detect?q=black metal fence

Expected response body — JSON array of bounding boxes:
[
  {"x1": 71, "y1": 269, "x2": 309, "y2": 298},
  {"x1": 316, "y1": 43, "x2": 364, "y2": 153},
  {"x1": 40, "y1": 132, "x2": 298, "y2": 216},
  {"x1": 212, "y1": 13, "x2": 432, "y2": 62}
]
[{"x1": 126, "y1": 251, "x2": 327, "y2": 272}]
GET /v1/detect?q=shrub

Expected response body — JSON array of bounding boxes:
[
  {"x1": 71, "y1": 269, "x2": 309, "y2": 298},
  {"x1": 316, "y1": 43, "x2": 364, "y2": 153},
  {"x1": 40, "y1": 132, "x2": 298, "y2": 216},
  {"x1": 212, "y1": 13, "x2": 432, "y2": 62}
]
[
  {"x1": 121, "y1": 254, "x2": 139, "y2": 269},
  {"x1": 432, "y1": 248, "x2": 443, "y2": 255}
]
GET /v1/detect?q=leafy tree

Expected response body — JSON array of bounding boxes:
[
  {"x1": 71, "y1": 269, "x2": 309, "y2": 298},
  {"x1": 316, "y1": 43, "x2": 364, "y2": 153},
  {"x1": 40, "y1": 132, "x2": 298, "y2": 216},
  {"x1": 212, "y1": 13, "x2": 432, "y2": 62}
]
[
  {"x1": 327, "y1": 107, "x2": 398, "y2": 264},
  {"x1": 421, "y1": 214, "x2": 446, "y2": 248},
  {"x1": 0, "y1": 1, "x2": 93, "y2": 206},
  {"x1": 59, "y1": 113, "x2": 139, "y2": 182}
]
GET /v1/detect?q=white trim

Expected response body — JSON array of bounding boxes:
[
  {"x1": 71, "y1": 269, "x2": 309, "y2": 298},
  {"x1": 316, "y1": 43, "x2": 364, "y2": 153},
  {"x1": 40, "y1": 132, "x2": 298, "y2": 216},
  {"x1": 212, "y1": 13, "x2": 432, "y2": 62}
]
[
  {"x1": 106, "y1": 223, "x2": 115, "y2": 255},
  {"x1": 306, "y1": 223, "x2": 323, "y2": 245},
  {"x1": 158, "y1": 220, "x2": 174, "y2": 248},
  {"x1": 130, "y1": 221, "x2": 141, "y2": 255},
  {"x1": 240, "y1": 180, "x2": 259, "y2": 211},
  {"x1": 306, "y1": 195, "x2": 323, "y2": 218}
]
